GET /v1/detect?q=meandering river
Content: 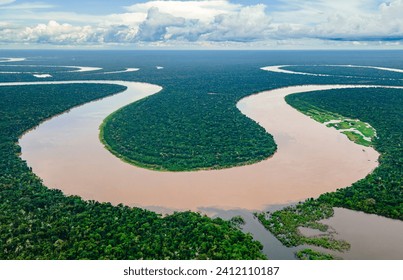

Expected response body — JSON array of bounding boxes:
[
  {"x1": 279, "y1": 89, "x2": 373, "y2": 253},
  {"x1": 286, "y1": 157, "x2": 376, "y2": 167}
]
[{"x1": 11, "y1": 81, "x2": 385, "y2": 212}]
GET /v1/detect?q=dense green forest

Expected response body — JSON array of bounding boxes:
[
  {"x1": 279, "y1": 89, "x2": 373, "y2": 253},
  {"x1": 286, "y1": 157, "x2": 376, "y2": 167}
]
[
  {"x1": 258, "y1": 87, "x2": 402, "y2": 251},
  {"x1": 0, "y1": 84, "x2": 265, "y2": 259},
  {"x1": 100, "y1": 92, "x2": 276, "y2": 171}
]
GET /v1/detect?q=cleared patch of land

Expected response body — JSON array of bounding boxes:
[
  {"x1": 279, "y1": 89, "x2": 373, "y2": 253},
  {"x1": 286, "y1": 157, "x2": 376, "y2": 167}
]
[{"x1": 297, "y1": 106, "x2": 376, "y2": 146}]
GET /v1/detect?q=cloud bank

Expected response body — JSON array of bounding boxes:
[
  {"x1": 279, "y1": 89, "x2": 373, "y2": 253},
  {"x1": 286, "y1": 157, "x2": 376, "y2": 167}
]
[{"x1": 0, "y1": 0, "x2": 402, "y2": 48}]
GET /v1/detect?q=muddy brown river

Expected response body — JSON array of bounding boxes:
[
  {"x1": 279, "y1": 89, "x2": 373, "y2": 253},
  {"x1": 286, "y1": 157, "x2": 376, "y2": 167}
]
[{"x1": 12, "y1": 82, "x2": 383, "y2": 212}]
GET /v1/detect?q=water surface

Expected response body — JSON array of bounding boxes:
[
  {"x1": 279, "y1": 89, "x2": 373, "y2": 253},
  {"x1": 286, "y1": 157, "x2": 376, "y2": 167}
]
[{"x1": 319, "y1": 208, "x2": 403, "y2": 260}]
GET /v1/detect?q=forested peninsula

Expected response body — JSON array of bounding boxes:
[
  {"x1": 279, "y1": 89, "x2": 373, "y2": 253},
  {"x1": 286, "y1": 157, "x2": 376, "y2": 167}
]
[{"x1": 100, "y1": 93, "x2": 276, "y2": 171}]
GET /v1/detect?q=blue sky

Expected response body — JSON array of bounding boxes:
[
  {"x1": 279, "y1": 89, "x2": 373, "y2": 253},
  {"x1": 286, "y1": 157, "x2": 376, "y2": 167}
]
[
  {"x1": 10, "y1": 0, "x2": 280, "y2": 14},
  {"x1": 0, "y1": 0, "x2": 402, "y2": 49}
]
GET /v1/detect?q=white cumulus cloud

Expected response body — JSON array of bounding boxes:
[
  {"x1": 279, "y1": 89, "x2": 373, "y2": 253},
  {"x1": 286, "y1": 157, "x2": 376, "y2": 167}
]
[
  {"x1": 311, "y1": 0, "x2": 403, "y2": 40},
  {"x1": 19, "y1": 20, "x2": 99, "y2": 45},
  {"x1": 0, "y1": 0, "x2": 401, "y2": 48},
  {"x1": 205, "y1": 4, "x2": 272, "y2": 42},
  {"x1": 135, "y1": 7, "x2": 187, "y2": 41}
]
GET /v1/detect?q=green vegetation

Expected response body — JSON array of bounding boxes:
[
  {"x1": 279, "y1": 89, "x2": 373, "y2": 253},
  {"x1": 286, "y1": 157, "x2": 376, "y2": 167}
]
[
  {"x1": 229, "y1": 216, "x2": 246, "y2": 229},
  {"x1": 256, "y1": 201, "x2": 349, "y2": 252},
  {"x1": 299, "y1": 106, "x2": 342, "y2": 123},
  {"x1": 296, "y1": 249, "x2": 336, "y2": 260},
  {"x1": 327, "y1": 120, "x2": 376, "y2": 146},
  {"x1": 0, "y1": 84, "x2": 266, "y2": 260},
  {"x1": 340, "y1": 131, "x2": 368, "y2": 147},
  {"x1": 100, "y1": 93, "x2": 276, "y2": 171},
  {"x1": 328, "y1": 120, "x2": 375, "y2": 138},
  {"x1": 290, "y1": 102, "x2": 376, "y2": 147}
]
